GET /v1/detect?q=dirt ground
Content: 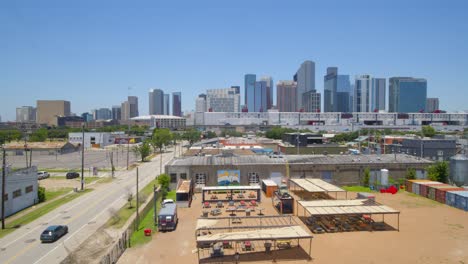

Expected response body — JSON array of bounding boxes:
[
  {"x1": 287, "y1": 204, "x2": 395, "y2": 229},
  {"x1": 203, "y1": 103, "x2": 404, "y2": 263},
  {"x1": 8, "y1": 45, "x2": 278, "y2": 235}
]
[{"x1": 118, "y1": 191, "x2": 468, "y2": 264}]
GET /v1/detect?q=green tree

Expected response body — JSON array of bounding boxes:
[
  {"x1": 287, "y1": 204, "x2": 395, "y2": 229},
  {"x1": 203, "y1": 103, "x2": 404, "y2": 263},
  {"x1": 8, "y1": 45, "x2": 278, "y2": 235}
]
[
  {"x1": 152, "y1": 128, "x2": 173, "y2": 173},
  {"x1": 265, "y1": 127, "x2": 295, "y2": 140},
  {"x1": 30, "y1": 128, "x2": 48, "y2": 142},
  {"x1": 38, "y1": 186, "x2": 46, "y2": 203},
  {"x1": 427, "y1": 161, "x2": 449, "y2": 183},
  {"x1": 406, "y1": 168, "x2": 416, "y2": 180},
  {"x1": 133, "y1": 140, "x2": 152, "y2": 162},
  {"x1": 204, "y1": 131, "x2": 217, "y2": 139},
  {"x1": 363, "y1": 167, "x2": 370, "y2": 187},
  {"x1": 421, "y1": 125, "x2": 436, "y2": 137},
  {"x1": 157, "y1": 173, "x2": 171, "y2": 191},
  {"x1": 183, "y1": 129, "x2": 201, "y2": 147}
]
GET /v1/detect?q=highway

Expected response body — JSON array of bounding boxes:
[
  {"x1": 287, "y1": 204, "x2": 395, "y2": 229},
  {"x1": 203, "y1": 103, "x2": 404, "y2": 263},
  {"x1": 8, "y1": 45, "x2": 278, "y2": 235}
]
[{"x1": 0, "y1": 147, "x2": 177, "y2": 264}]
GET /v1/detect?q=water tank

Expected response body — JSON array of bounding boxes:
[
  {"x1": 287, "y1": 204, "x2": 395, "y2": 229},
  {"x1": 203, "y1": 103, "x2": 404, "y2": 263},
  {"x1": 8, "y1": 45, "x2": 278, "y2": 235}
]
[
  {"x1": 450, "y1": 154, "x2": 468, "y2": 186},
  {"x1": 380, "y1": 169, "x2": 389, "y2": 186}
]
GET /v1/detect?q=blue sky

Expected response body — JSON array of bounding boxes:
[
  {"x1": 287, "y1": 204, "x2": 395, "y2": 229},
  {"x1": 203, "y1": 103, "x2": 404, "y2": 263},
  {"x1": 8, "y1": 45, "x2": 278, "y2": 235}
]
[{"x1": 1, "y1": 0, "x2": 467, "y2": 121}]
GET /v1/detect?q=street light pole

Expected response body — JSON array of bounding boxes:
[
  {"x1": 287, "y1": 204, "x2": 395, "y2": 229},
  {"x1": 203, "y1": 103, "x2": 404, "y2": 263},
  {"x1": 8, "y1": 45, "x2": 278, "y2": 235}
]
[
  {"x1": 2, "y1": 147, "x2": 6, "y2": 229},
  {"x1": 81, "y1": 123, "x2": 85, "y2": 191}
]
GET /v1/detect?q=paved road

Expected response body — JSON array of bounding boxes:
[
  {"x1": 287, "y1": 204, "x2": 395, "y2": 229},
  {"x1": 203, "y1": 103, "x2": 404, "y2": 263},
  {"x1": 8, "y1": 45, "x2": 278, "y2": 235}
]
[{"x1": 0, "y1": 146, "x2": 179, "y2": 264}]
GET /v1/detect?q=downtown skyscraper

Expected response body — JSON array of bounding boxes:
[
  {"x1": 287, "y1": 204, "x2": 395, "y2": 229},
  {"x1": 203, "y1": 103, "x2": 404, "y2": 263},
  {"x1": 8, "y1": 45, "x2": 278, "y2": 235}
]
[
  {"x1": 324, "y1": 67, "x2": 338, "y2": 112},
  {"x1": 337, "y1": 75, "x2": 352, "y2": 112},
  {"x1": 244, "y1": 74, "x2": 256, "y2": 111},
  {"x1": 172, "y1": 92, "x2": 182, "y2": 117},
  {"x1": 389, "y1": 77, "x2": 427, "y2": 113},
  {"x1": 149, "y1": 89, "x2": 164, "y2": 115},
  {"x1": 276, "y1": 81, "x2": 297, "y2": 112},
  {"x1": 260, "y1": 76, "x2": 274, "y2": 110},
  {"x1": 294, "y1": 60, "x2": 315, "y2": 110}
]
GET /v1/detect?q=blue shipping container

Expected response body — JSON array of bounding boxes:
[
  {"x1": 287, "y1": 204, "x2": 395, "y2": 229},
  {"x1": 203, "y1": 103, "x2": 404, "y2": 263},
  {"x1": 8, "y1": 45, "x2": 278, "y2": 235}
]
[
  {"x1": 447, "y1": 191, "x2": 468, "y2": 211},
  {"x1": 445, "y1": 191, "x2": 460, "y2": 207}
]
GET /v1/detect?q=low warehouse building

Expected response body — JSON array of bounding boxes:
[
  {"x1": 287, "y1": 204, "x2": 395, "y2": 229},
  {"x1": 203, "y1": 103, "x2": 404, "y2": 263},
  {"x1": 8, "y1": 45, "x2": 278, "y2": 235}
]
[
  {"x1": 4, "y1": 141, "x2": 78, "y2": 156},
  {"x1": 166, "y1": 154, "x2": 433, "y2": 190},
  {"x1": 0, "y1": 167, "x2": 39, "y2": 217}
]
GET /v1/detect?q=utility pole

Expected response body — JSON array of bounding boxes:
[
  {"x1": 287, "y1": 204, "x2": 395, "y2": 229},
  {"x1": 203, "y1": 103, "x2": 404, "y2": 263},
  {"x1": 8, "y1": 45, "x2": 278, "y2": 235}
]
[
  {"x1": 126, "y1": 125, "x2": 130, "y2": 170},
  {"x1": 296, "y1": 127, "x2": 300, "y2": 155},
  {"x1": 136, "y1": 167, "x2": 139, "y2": 229},
  {"x1": 2, "y1": 147, "x2": 6, "y2": 229},
  {"x1": 81, "y1": 123, "x2": 85, "y2": 191},
  {"x1": 153, "y1": 184, "x2": 157, "y2": 227},
  {"x1": 110, "y1": 152, "x2": 115, "y2": 178}
]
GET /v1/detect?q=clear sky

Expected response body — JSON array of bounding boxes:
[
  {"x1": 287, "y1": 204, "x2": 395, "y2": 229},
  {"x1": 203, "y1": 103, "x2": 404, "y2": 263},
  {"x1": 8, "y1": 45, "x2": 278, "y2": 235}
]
[{"x1": 1, "y1": 0, "x2": 467, "y2": 121}]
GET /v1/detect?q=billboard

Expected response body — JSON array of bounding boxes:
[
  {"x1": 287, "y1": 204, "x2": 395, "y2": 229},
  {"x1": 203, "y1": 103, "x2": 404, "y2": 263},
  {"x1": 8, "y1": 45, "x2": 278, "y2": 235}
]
[{"x1": 217, "y1": 170, "x2": 240, "y2": 186}]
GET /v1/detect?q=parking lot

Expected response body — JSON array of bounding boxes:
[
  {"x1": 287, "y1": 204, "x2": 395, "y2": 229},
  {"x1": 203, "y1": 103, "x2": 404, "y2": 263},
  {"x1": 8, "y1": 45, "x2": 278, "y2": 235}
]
[{"x1": 7, "y1": 145, "x2": 139, "y2": 170}]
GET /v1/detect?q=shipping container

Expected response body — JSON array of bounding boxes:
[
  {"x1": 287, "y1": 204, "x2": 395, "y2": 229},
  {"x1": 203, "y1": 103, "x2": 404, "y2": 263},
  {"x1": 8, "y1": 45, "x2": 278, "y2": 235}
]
[
  {"x1": 454, "y1": 191, "x2": 468, "y2": 211},
  {"x1": 427, "y1": 184, "x2": 451, "y2": 201},
  {"x1": 406, "y1": 179, "x2": 432, "y2": 194},
  {"x1": 419, "y1": 182, "x2": 444, "y2": 197},
  {"x1": 262, "y1": 179, "x2": 278, "y2": 197},
  {"x1": 434, "y1": 185, "x2": 465, "y2": 204},
  {"x1": 412, "y1": 182, "x2": 420, "y2": 195}
]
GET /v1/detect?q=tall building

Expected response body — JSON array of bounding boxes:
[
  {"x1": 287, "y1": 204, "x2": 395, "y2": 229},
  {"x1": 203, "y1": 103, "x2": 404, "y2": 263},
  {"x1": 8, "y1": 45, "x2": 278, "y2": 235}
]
[
  {"x1": 112, "y1": 105, "x2": 121, "y2": 120},
  {"x1": 172, "y1": 92, "x2": 182, "y2": 117},
  {"x1": 121, "y1": 101, "x2": 130, "y2": 120},
  {"x1": 81, "y1": 112, "x2": 93, "y2": 122},
  {"x1": 389, "y1": 77, "x2": 427, "y2": 113},
  {"x1": 294, "y1": 60, "x2": 315, "y2": 109},
  {"x1": 302, "y1": 90, "x2": 321, "y2": 113},
  {"x1": 164, "y1": 94, "x2": 170, "y2": 115},
  {"x1": 16, "y1": 106, "x2": 36, "y2": 122},
  {"x1": 36, "y1": 100, "x2": 71, "y2": 126},
  {"x1": 128, "y1": 96, "x2": 139, "y2": 117},
  {"x1": 349, "y1": 83, "x2": 355, "y2": 112},
  {"x1": 337, "y1": 75, "x2": 351, "y2": 112},
  {"x1": 149, "y1": 89, "x2": 164, "y2": 115},
  {"x1": 250, "y1": 81, "x2": 268, "y2": 112},
  {"x1": 426, "y1": 98, "x2": 439, "y2": 113},
  {"x1": 195, "y1": 94, "x2": 207, "y2": 113},
  {"x1": 244, "y1": 74, "x2": 256, "y2": 111},
  {"x1": 371, "y1": 78, "x2": 386, "y2": 112},
  {"x1": 206, "y1": 87, "x2": 240, "y2": 112},
  {"x1": 354, "y1": 75, "x2": 372, "y2": 112},
  {"x1": 95, "y1": 108, "x2": 112, "y2": 120},
  {"x1": 324, "y1": 67, "x2": 338, "y2": 112},
  {"x1": 276, "y1": 81, "x2": 297, "y2": 112},
  {"x1": 260, "y1": 76, "x2": 274, "y2": 110}
]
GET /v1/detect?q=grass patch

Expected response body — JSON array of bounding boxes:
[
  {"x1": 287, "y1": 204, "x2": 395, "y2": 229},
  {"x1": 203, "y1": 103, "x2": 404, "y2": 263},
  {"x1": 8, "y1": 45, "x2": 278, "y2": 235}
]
[
  {"x1": 45, "y1": 187, "x2": 73, "y2": 200},
  {"x1": 130, "y1": 190, "x2": 176, "y2": 246},
  {"x1": 0, "y1": 189, "x2": 92, "y2": 239},
  {"x1": 342, "y1": 186, "x2": 376, "y2": 192},
  {"x1": 107, "y1": 178, "x2": 160, "y2": 229},
  {"x1": 401, "y1": 191, "x2": 441, "y2": 208},
  {"x1": 48, "y1": 176, "x2": 102, "y2": 184}
]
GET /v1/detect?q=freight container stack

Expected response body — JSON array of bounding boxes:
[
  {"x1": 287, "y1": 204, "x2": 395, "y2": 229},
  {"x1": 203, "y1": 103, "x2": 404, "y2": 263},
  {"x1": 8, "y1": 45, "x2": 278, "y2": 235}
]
[{"x1": 405, "y1": 179, "x2": 467, "y2": 211}]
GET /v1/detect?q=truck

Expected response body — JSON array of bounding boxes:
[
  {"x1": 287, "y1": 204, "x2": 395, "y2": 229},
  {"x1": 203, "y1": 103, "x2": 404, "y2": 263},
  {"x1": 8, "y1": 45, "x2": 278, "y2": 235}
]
[{"x1": 158, "y1": 203, "x2": 178, "y2": 231}]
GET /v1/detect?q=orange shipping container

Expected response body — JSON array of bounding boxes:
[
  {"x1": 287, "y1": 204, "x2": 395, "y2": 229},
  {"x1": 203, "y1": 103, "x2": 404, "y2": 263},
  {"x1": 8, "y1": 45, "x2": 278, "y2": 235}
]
[{"x1": 262, "y1": 179, "x2": 278, "y2": 197}]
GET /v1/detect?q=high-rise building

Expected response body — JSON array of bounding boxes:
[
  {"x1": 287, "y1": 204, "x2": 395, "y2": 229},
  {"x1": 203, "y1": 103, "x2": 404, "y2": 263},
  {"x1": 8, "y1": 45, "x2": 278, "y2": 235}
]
[
  {"x1": 195, "y1": 94, "x2": 207, "y2": 113},
  {"x1": 81, "y1": 112, "x2": 93, "y2": 122},
  {"x1": 149, "y1": 89, "x2": 164, "y2": 115},
  {"x1": 302, "y1": 90, "x2": 321, "y2": 113},
  {"x1": 172, "y1": 92, "x2": 182, "y2": 117},
  {"x1": 164, "y1": 94, "x2": 170, "y2": 115},
  {"x1": 36, "y1": 100, "x2": 71, "y2": 126},
  {"x1": 244, "y1": 74, "x2": 256, "y2": 111},
  {"x1": 95, "y1": 108, "x2": 112, "y2": 120},
  {"x1": 276, "y1": 81, "x2": 297, "y2": 112},
  {"x1": 354, "y1": 75, "x2": 372, "y2": 112},
  {"x1": 337, "y1": 75, "x2": 352, "y2": 112},
  {"x1": 250, "y1": 81, "x2": 268, "y2": 112},
  {"x1": 121, "y1": 101, "x2": 130, "y2": 120},
  {"x1": 16, "y1": 106, "x2": 36, "y2": 122},
  {"x1": 426, "y1": 98, "x2": 439, "y2": 113},
  {"x1": 389, "y1": 77, "x2": 427, "y2": 113},
  {"x1": 324, "y1": 67, "x2": 338, "y2": 112},
  {"x1": 260, "y1": 76, "x2": 274, "y2": 110},
  {"x1": 349, "y1": 83, "x2": 355, "y2": 112},
  {"x1": 294, "y1": 60, "x2": 315, "y2": 109},
  {"x1": 128, "y1": 96, "x2": 139, "y2": 118},
  {"x1": 371, "y1": 78, "x2": 386, "y2": 112},
  {"x1": 206, "y1": 88, "x2": 240, "y2": 112},
  {"x1": 112, "y1": 105, "x2": 121, "y2": 120}
]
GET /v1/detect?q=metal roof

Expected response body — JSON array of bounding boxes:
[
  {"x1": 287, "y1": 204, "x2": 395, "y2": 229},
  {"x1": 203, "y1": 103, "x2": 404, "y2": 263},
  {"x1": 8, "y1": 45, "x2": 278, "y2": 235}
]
[
  {"x1": 290, "y1": 179, "x2": 325, "y2": 193},
  {"x1": 202, "y1": 185, "x2": 261, "y2": 191},
  {"x1": 299, "y1": 199, "x2": 370, "y2": 207},
  {"x1": 304, "y1": 205, "x2": 399, "y2": 216},
  {"x1": 176, "y1": 180, "x2": 191, "y2": 193},
  {"x1": 196, "y1": 226, "x2": 312, "y2": 243},
  {"x1": 306, "y1": 179, "x2": 345, "y2": 192}
]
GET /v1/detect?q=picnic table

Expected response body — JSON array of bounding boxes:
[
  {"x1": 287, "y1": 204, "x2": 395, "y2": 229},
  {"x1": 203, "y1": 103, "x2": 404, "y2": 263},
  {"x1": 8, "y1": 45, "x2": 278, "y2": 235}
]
[
  {"x1": 276, "y1": 240, "x2": 292, "y2": 249},
  {"x1": 257, "y1": 207, "x2": 264, "y2": 216},
  {"x1": 227, "y1": 206, "x2": 237, "y2": 216}
]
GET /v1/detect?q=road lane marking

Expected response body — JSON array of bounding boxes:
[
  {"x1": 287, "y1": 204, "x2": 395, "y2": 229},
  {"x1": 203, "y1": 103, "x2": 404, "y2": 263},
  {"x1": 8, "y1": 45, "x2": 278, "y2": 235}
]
[{"x1": 3, "y1": 240, "x2": 39, "y2": 264}]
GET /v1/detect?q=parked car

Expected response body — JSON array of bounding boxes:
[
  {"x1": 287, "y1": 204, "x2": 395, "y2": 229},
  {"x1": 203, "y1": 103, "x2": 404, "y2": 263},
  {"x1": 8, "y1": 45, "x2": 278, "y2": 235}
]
[
  {"x1": 158, "y1": 203, "x2": 178, "y2": 231},
  {"x1": 66, "y1": 172, "x2": 80, "y2": 179},
  {"x1": 40, "y1": 225, "x2": 68, "y2": 243},
  {"x1": 162, "y1": 199, "x2": 175, "y2": 205},
  {"x1": 37, "y1": 171, "x2": 50, "y2": 180}
]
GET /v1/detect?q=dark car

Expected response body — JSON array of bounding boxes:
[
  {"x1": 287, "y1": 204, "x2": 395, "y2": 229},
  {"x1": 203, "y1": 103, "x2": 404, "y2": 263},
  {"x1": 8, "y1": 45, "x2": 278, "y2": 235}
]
[
  {"x1": 66, "y1": 172, "x2": 80, "y2": 179},
  {"x1": 40, "y1": 225, "x2": 68, "y2": 243}
]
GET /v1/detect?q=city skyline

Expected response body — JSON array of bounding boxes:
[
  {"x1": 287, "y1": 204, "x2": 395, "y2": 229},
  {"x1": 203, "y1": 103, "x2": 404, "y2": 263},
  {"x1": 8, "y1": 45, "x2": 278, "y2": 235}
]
[{"x1": 1, "y1": 1, "x2": 468, "y2": 120}]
